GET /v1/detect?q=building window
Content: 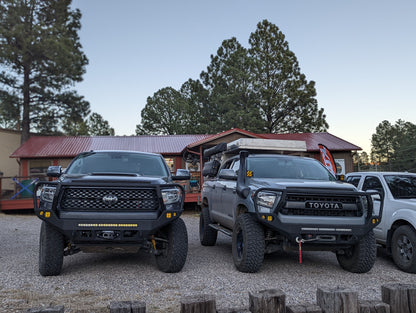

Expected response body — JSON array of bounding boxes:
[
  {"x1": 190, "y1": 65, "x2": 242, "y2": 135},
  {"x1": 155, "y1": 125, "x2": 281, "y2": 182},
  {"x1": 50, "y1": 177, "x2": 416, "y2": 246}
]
[
  {"x1": 29, "y1": 160, "x2": 51, "y2": 178},
  {"x1": 164, "y1": 158, "x2": 175, "y2": 172}
]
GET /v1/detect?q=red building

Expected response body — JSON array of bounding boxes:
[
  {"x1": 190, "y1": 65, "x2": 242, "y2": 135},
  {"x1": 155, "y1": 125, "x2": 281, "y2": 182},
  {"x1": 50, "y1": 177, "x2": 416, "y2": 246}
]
[{"x1": 1, "y1": 129, "x2": 360, "y2": 210}]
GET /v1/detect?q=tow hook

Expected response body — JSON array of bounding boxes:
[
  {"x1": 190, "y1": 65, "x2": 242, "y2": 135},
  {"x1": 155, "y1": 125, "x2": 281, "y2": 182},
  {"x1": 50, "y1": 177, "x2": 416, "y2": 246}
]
[{"x1": 97, "y1": 230, "x2": 119, "y2": 240}]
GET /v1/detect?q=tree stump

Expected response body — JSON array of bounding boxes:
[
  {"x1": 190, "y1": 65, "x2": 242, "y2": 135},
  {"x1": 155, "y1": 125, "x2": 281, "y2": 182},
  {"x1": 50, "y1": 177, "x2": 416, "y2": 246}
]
[
  {"x1": 316, "y1": 286, "x2": 358, "y2": 313},
  {"x1": 110, "y1": 301, "x2": 131, "y2": 313},
  {"x1": 26, "y1": 306, "x2": 65, "y2": 313},
  {"x1": 249, "y1": 289, "x2": 286, "y2": 313},
  {"x1": 358, "y1": 300, "x2": 390, "y2": 313},
  {"x1": 217, "y1": 308, "x2": 251, "y2": 313},
  {"x1": 109, "y1": 301, "x2": 146, "y2": 313},
  {"x1": 180, "y1": 294, "x2": 216, "y2": 313},
  {"x1": 131, "y1": 301, "x2": 146, "y2": 313},
  {"x1": 287, "y1": 304, "x2": 322, "y2": 313},
  {"x1": 381, "y1": 283, "x2": 416, "y2": 313}
]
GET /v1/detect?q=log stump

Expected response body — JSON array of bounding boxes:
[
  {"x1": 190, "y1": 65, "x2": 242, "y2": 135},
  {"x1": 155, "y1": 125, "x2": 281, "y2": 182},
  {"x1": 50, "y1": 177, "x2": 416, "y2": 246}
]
[
  {"x1": 381, "y1": 283, "x2": 416, "y2": 313},
  {"x1": 358, "y1": 300, "x2": 390, "y2": 313},
  {"x1": 109, "y1": 301, "x2": 146, "y2": 313},
  {"x1": 180, "y1": 294, "x2": 216, "y2": 313},
  {"x1": 316, "y1": 286, "x2": 358, "y2": 313},
  {"x1": 249, "y1": 289, "x2": 286, "y2": 313},
  {"x1": 287, "y1": 304, "x2": 323, "y2": 313},
  {"x1": 217, "y1": 308, "x2": 251, "y2": 313}
]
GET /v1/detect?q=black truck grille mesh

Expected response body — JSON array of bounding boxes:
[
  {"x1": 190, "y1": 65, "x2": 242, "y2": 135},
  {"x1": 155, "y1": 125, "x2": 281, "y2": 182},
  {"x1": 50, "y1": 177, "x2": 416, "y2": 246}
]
[
  {"x1": 280, "y1": 194, "x2": 362, "y2": 217},
  {"x1": 60, "y1": 188, "x2": 159, "y2": 212}
]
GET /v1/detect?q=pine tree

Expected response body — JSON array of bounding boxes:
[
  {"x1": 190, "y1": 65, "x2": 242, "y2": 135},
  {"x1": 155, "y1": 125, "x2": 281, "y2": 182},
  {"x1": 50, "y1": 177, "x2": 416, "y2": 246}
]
[{"x1": 0, "y1": 0, "x2": 89, "y2": 142}]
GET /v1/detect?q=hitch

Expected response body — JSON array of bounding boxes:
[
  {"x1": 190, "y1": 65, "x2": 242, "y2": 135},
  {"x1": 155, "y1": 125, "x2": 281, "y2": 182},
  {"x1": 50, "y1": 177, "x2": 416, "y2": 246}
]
[{"x1": 97, "y1": 230, "x2": 120, "y2": 240}]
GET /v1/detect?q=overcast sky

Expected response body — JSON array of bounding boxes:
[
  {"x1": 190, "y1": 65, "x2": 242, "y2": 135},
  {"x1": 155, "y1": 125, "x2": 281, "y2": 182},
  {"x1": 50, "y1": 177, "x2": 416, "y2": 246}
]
[{"x1": 70, "y1": 0, "x2": 416, "y2": 153}]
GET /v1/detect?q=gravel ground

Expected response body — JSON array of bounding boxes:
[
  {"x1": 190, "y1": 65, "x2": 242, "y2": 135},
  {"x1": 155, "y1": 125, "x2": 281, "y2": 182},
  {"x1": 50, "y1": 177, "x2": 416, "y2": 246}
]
[{"x1": 0, "y1": 210, "x2": 414, "y2": 313}]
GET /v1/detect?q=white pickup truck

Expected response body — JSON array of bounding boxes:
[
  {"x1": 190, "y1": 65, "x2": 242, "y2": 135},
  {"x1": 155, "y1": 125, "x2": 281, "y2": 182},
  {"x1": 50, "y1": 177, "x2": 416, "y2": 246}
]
[{"x1": 345, "y1": 172, "x2": 416, "y2": 273}]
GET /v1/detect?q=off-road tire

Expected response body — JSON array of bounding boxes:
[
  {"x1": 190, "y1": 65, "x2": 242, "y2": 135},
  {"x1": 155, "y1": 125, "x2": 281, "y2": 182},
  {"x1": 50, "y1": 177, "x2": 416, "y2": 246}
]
[
  {"x1": 39, "y1": 221, "x2": 65, "y2": 276},
  {"x1": 232, "y1": 214, "x2": 265, "y2": 273},
  {"x1": 199, "y1": 205, "x2": 218, "y2": 246},
  {"x1": 391, "y1": 225, "x2": 416, "y2": 273},
  {"x1": 155, "y1": 218, "x2": 188, "y2": 273},
  {"x1": 336, "y1": 230, "x2": 376, "y2": 273}
]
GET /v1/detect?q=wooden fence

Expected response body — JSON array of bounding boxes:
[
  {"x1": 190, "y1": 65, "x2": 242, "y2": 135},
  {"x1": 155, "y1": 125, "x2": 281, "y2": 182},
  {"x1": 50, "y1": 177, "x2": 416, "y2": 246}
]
[{"x1": 25, "y1": 283, "x2": 416, "y2": 313}]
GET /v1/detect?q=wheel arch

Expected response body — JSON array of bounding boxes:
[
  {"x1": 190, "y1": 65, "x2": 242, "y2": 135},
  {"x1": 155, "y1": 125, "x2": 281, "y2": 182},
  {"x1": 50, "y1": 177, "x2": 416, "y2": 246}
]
[
  {"x1": 201, "y1": 196, "x2": 209, "y2": 208},
  {"x1": 387, "y1": 219, "x2": 416, "y2": 252},
  {"x1": 235, "y1": 204, "x2": 249, "y2": 218}
]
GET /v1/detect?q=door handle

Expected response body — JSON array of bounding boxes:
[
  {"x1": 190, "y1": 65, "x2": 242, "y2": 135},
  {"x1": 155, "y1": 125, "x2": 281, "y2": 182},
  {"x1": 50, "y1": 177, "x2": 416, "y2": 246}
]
[{"x1": 223, "y1": 185, "x2": 227, "y2": 191}]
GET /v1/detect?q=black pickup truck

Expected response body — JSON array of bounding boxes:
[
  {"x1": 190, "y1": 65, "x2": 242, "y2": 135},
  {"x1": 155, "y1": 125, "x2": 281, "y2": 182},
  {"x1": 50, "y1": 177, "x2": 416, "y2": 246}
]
[
  {"x1": 200, "y1": 140, "x2": 383, "y2": 273},
  {"x1": 34, "y1": 150, "x2": 190, "y2": 276}
]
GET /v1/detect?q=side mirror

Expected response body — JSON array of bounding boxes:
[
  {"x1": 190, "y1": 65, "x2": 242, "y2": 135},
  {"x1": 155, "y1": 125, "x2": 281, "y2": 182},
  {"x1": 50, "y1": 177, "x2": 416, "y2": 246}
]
[
  {"x1": 172, "y1": 169, "x2": 190, "y2": 180},
  {"x1": 47, "y1": 166, "x2": 62, "y2": 178},
  {"x1": 366, "y1": 189, "x2": 382, "y2": 216},
  {"x1": 366, "y1": 189, "x2": 382, "y2": 201},
  {"x1": 218, "y1": 169, "x2": 237, "y2": 180}
]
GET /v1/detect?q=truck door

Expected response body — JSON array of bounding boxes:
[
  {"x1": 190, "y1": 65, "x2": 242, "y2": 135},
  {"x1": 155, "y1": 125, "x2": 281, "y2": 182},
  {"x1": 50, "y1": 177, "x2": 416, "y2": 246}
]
[
  {"x1": 209, "y1": 159, "x2": 238, "y2": 229},
  {"x1": 219, "y1": 160, "x2": 239, "y2": 229}
]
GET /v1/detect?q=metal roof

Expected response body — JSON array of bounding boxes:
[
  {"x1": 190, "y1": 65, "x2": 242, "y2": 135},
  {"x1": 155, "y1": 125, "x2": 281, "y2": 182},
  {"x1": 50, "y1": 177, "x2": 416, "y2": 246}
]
[
  {"x1": 10, "y1": 135, "x2": 211, "y2": 158},
  {"x1": 261, "y1": 132, "x2": 361, "y2": 151},
  {"x1": 10, "y1": 131, "x2": 360, "y2": 159},
  {"x1": 187, "y1": 128, "x2": 262, "y2": 148}
]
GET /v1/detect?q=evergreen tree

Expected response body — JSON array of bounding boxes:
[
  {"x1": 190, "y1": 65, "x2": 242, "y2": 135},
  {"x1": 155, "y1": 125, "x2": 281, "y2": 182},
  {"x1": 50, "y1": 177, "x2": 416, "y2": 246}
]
[
  {"x1": 200, "y1": 38, "x2": 263, "y2": 133},
  {"x1": 136, "y1": 19, "x2": 328, "y2": 135},
  {"x1": 371, "y1": 119, "x2": 416, "y2": 172},
  {"x1": 248, "y1": 20, "x2": 327, "y2": 133},
  {"x1": 136, "y1": 87, "x2": 194, "y2": 135},
  {"x1": 0, "y1": 0, "x2": 89, "y2": 142},
  {"x1": 87, "y1": 112, "x2": 115, "y2": 136},
  {"x1": 179, "y1": 78, "x2": 210, "y2": 134},
  {"x1": 371, "y1": 120, "x2": 395, "y2": 167}
]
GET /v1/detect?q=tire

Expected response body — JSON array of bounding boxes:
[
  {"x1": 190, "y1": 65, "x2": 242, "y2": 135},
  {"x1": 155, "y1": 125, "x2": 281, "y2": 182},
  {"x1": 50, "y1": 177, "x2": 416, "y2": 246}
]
[
  {"x1": 155, "y1": 218, "x2": 188, "y2": 273},
  {"x1": 232, "y1": 214, "x2": 265, "y2": 273},
  {"x1": 199, "y1": 205, "x2": 218, "y2": 246},
  {"x1": 391, "y1": 225, "x2": 416, "y2": 273},
  {"x1": 39, "y1": 221, "x2": 65, "y2": 276},
  {"x1": 336, "y1": 230, "x2": 377, "y2": 273}
]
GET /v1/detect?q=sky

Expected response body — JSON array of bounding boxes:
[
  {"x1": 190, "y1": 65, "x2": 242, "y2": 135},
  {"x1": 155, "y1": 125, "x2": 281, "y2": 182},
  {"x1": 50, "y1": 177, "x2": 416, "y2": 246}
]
[{"x1": 70, "y1": 0, "x2": 416, "y2": 153}]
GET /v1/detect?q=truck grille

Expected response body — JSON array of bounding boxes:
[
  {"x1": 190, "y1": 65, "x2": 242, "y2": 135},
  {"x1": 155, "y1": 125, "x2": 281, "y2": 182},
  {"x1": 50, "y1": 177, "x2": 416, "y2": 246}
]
[
  {"x1": 280, "y1": 194, "x2": 362, "y2": 217},
  {"x1": 60, "y1": 187, "x2": 159, "y2": 212}
]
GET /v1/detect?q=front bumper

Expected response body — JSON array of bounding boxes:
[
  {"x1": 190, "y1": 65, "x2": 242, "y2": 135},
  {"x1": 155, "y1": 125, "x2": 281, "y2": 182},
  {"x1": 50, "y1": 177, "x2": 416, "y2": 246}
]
[
  {"x1": 253, "y1": 187, "x2": 383, "y2": 246},
  {"x1": 33, "y1": 182, "x2": 183, "y2": 244}
]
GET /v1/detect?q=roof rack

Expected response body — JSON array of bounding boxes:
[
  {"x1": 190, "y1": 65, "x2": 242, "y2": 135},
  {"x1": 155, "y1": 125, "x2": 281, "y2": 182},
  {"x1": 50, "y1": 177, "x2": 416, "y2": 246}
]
[{"x1": 225, "y1": 138, "x2": 307, "y2": 154}]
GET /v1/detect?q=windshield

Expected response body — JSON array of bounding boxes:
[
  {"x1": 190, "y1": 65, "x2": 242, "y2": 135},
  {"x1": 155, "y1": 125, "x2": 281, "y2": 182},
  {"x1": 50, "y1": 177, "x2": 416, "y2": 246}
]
[
  {"x1": 384, "y1": 175, "x2": 416, "y2": 199},
  {"x1": 246, "y1": 156, "x2": 336, "y2": 181},
  {"x1": 66, "y1": 151, "x2": 169, "y2": 177}
]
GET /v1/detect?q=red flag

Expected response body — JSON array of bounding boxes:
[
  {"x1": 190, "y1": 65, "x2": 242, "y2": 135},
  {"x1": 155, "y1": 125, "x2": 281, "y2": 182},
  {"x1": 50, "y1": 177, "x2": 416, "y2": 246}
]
[{"x1": 318, "y1": 144, "x2": 337, "y2": 177}]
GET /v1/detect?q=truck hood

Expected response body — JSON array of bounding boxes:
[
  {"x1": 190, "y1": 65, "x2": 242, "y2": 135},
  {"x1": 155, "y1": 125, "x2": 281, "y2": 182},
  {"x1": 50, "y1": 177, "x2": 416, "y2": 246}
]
[
  {"x1": 59, "y1": 174, "x2": 169, "y2": 185},
  {"x1": 249, "y1": 178, "x2": 357, "y2": 192}
]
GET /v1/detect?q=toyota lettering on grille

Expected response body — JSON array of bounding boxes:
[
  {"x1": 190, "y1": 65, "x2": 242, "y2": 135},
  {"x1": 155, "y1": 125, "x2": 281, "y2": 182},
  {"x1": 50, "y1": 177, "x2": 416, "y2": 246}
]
[
  {"x1": 305, "y1": 201, "x2": 343, "y2": 209},
  {"x1": 102, "y1": 194, "x2": 118, "y2": 205}
]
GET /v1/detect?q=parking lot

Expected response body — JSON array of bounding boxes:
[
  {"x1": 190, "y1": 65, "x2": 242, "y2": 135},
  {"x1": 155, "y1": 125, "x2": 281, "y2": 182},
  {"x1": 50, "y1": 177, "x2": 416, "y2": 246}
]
[{"x1": 0, "y1": 210, "x2": 414, "y2": 313}]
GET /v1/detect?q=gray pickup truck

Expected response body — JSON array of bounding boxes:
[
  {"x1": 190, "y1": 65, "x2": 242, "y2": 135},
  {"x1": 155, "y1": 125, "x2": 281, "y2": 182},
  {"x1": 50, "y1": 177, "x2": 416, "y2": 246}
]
[{"x1": 200, "y1": 139, "x2": 382, "y2": 273}]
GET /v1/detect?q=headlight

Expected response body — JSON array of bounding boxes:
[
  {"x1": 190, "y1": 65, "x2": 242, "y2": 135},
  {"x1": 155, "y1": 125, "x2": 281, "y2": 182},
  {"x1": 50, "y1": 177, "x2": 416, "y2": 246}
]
[
  {"x1": 256, "y1": 191, "x2": 282, "y2": 213},
  {"x1": 162, "y1": 188, "x2": 181, "y2": 205},
  {"x1": 40, "y1": 186, "x2": 56, "y2": 203}
]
